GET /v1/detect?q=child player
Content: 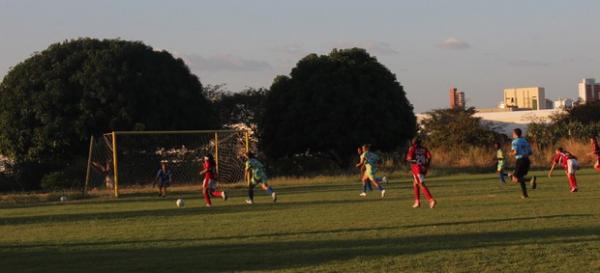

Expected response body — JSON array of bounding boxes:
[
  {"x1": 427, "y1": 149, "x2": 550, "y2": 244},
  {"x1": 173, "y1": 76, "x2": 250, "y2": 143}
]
[
  {"x1": 244, "y1": 152, "x2": 277, "y2": 204},
  {"x1": 494, "y1": 142, "x2": 508, "y2": 184},
  {"x1": 509, "y1": 128, "x2": 536, "y2": 198},
  {"x1": 199, "y1": 154, "x2": 227, "y2": 207},
  {"x1": 154, "y1": 161, "x2": 172, "y2": 197},
  {"x1": 357, "y1": 146, "x2": 373, "y2": 197},
  {"x1": 356, "y1": 144, "x2": 386, "y2": 198},
  {"x1": 548, "y1": 148, "x2": 579, "y2": 192},
  {"x1": 406, "y1": 138, "x2": 436, "y2": 208},
  {"x1": 591, "y1": 136, "x2": 600, "y2": 172}
]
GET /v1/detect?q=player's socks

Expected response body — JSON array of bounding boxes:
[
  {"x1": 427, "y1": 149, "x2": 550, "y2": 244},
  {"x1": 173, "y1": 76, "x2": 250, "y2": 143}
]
[
  {"x1": 377, "y1": 184, "x2": 384, "y2": 191},
  {"x1": 266, "y1": 187, "x2": 274, "y2": 194},
  {"x1": 499, "y1": 172, "x2": 506, "y2": 183},
  {"x1": 248, "y1": 188, "x2": 254, "y2": 200},
  {"x1": 567, "y1": 175, "x2": 577, "y2": 192},
  {"x1": 366, "y1": 182, "x2": 373, "y2": 192},
  {"x1": 362, "y1": 183, "x2": 368, "y2": 193},
  {"x1": 519, "y1": 181, "x2": 528, "y2": 198},
  {"x1": 203, "y1": 191, "x2": 212, "y2": 206},
  {"x1": 413, "y1": 184, "x2": 420, "y2": 201},
  {"x1": 211, "y1": 191, "x2": 223, "y2": 198}
]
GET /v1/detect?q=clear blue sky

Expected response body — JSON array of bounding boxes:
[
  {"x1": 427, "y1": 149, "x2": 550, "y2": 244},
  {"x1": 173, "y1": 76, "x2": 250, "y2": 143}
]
[{"x1": 1, "y1": 0, "x2": 599, "y2": 112}]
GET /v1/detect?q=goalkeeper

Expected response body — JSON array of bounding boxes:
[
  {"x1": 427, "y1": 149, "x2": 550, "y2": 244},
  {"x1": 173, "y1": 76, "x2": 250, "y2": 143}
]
[
  {"x1": 154, "y1": 161, "x2": 172, "y2": 198},
  {"x1": 244, "y1": 152, "x2": 277, "y2": 204}
]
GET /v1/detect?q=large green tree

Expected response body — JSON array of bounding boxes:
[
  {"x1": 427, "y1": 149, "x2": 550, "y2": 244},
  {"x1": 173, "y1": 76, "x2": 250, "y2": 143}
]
[
  {"x1": 0, "y1": 38, "x2": 217, "y2": 177},
  {"x1": 260, "y1": 48, "x2": 416, "y2": 166}
]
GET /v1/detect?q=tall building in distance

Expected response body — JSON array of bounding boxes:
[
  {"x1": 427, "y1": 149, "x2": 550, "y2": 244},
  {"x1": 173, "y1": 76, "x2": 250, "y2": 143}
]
[
  {"x1": 503, "y1": 87, "x2": 547, "y2": 110},
  {"x1": 578, "y1": 78, "x2": 600, "y2": 103},
  {"x1": 449, "y1": 87, "x2": 466, "y2": 109}
]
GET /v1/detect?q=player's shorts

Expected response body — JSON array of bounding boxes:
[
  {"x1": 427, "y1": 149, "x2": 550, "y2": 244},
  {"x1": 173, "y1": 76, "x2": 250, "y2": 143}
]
[
  {"x1": 566, "y1": 159, "x2": 578, "y2": 175},
  {"x1": 203, "y1": 178, "x2": 217, "y2": 190},
  {"x1": 410, "y1": 164, "x2": 427, "y2": 176},
  {"x1": 158, "y1": 180, "x2": 170, "y2": 188},
  {"x1": 250, "y1": 175, "x2": 267, "y2": 186},
  {"x1": 514, "y1": 157, "x2": 530, "y2": 179},
  {"x1": 363, "y1": 164, "x2": 377, "y2": 181},
  {"x1": 496, "y1": 159, "x2": 505, "y2": 172}
]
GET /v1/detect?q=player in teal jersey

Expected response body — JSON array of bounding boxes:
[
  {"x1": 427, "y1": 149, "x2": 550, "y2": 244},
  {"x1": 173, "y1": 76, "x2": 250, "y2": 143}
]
[
  {"x1": 244, "y1": 152, "x2": 277, "y2": 204},
  {"x1": 356, "y1": 144, "x2": 386, "y2": 198},
  {"x1": 494, "y1": 142, "x2": 507, "y2": 184}
]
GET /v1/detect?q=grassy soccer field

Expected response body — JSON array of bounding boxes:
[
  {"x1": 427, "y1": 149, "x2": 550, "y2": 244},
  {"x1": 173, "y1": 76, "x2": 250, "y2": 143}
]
[{"x1": 1, "y1": 170, "x2": 599, "y2": 273}]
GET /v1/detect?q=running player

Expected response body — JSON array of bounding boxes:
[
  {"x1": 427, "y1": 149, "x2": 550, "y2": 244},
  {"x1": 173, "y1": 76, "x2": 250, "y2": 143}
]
[
  {"x1": 244, "y1": 152, "x2": 277, "y2": 204},
  {"x1": 509, "y1": 128, "x2": 537, "y2": 198},
  {"x1": 591, "y1": 137, "x2": 600, "y2": 172},
  {"x1": 199, "y1": 154, "x2": 227, "y2": 207},
  {"x1": 406, "y1": 138, "x2": 436, "y2": 208},
  {"x1": 548, "y1": 147, "x2": 579, "y2": 192},
  {"x1": 356, "y1": 144, "x2": 386, "y2": 198},
  {"x1": 154, "y1": 161, "x2": 172, "y2": 197},
  {"x1": 357, "y1": 146, "x2": 373, "y2": 197},
  {"x1": 494, "y1": 142, "x2": 508, "y2": 184}
]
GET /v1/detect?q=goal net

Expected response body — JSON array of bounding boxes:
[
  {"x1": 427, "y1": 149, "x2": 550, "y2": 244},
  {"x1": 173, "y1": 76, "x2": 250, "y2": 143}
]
[{"x1": 84, "y1": 130, "x2": 249, "y2": 197}]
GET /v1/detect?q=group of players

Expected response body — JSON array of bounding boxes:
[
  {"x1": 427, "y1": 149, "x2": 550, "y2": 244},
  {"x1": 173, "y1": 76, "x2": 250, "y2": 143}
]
[
  {"x1": 154, "y1": 152, "x2": 276, "y2": 207},
  {"x1": 154, "y1": 128, "x2": 600, "y2": 207}
]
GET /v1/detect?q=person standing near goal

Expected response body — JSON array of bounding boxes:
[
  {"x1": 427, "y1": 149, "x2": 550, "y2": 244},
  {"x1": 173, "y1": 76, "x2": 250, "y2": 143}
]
[
  {"x1": 154, "y1": 161, "x2": 172, "y2": 198},
  {"x1": 199, "y1": 154, "x2": 227, "y2": 207},
  {"x1": 356, "y1": 144, "x2": 386, "y2": 198},
  {"x1": 406, "y1": 138, "x2": 436, "y2": 208},
  {"x1": 548, "y1": 147, "x2": 579, "y2": 192},
  {"x1": 244, "y1": 152, "x2": 277, "y2": 204},
  {"x1": 509, "y1": 128, "x2": 536, "y2": 198}
]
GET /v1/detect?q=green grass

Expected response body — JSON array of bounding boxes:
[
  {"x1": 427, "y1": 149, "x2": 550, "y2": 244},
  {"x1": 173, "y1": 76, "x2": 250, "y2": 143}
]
[{"x1": 1, "y1": 169, "x2": 600, "y2": 273}]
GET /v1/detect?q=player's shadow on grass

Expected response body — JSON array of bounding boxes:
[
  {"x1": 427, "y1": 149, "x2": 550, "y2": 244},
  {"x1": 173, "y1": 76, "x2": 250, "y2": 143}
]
[
  {"x1": 3, "y1": 225, "x2": 599, "y2": 273},
  {"x1": 0, "y1": 197, "x2": 384, "y2": 226}
]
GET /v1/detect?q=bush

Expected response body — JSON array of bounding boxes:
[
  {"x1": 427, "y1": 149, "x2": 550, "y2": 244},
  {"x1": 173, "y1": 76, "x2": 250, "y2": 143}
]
[{"x1": 41, "y1": 171, "x2": 78, "y2": 191}]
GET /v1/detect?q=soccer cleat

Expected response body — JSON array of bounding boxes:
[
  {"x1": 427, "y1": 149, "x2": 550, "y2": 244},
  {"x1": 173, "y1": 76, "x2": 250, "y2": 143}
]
[
  {"x1": 382, "y1": 176, "x2": 388, "y2": 184},
  {"x1": 530, "y1": 176, "x2": 537, "y2": 189},
  {"x1": 359, "y1": 192, "x2": 367, "y2": 197},
  {"x1": 222, "y1": 191, "x2": 228, "y2": 201},
  {"x1": 429, "y1": 199, "x2": 437, "y2": 209},
  {"x1": 381, "y1": 189, "x2": 386, "y2": 198},
  {"x1": 206, "y1": 204, "x2": 212, "y2": 207},
  {"x1": 271, "y1": 192, "x2": 277, "y2": 203},
  {"x1": 571, "y1": 188, "x2": 578, "y2": 193},
  {"x1": 412, "y1": 201, "x2": 421, "y2": 208},
  {"x1": 245, "y1": 199, "x2": 254, "y2": 205}
]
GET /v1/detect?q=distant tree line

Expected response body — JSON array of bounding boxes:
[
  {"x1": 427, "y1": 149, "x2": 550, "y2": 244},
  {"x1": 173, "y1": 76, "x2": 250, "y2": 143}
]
[
  {"x1": 527, "y1": 101, "x2": 600, "y2": 150},
  {"x1": 0, "y1": 39, "x2": 417, "y2": 191}
]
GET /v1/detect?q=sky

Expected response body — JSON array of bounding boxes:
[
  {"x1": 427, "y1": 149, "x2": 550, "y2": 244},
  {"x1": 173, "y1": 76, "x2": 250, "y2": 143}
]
[{"x1": 1, "y1": 0, "x2": 599, "y2": 112}]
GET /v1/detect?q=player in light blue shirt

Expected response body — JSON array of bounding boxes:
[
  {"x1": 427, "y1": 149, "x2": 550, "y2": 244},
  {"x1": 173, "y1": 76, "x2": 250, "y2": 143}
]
[{"x1": 509, "y1": 128, "x2": 536, "y2": 198}]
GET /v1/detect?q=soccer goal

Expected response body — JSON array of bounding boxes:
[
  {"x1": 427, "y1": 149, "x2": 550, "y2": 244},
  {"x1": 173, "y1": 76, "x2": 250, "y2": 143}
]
[{"x1": 84, "y1": 130, "x2": 250, "y2": 197}]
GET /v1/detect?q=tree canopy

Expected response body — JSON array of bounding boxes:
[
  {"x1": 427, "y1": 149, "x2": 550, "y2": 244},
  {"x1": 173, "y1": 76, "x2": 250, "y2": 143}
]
[
  {"x1": 259, "y1": 48, "x2": 416, "y2": 165},
  {"x1": 0, "y1": 38, "x2": 217, "y2": 165},
  {"x1": 420, "y1": 107, "x2": 505, "y2": 149}
]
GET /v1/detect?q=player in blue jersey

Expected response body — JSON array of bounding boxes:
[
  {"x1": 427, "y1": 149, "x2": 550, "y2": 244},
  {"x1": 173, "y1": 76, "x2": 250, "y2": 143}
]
[
  {"x1": 154, "y1": 161, "x2": 172, "y2": 197},
  {"x1": 509, "y1": 128, "x2": 537, "y2": 198}
]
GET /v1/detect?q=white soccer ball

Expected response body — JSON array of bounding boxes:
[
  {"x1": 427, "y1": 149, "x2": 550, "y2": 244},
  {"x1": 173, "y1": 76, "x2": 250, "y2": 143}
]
[
  {"x1": 59, "y1": 196, "x2": 67, "y2": 203},
  {"x1": 176, "y1": 198, "x2": 185, "y2": 208}
]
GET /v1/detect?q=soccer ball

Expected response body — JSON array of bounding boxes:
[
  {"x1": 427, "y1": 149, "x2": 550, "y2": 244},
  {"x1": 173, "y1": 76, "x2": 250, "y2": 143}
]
[
  {"x1": 59, "y1": 196, "x2": 67, "y2": 203},
  {"x1": 176, "y1": 198, "x2": 185, "y2": 208}
]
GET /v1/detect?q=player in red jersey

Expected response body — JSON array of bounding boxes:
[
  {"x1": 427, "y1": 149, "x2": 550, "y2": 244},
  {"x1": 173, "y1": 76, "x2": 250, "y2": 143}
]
[
  {"x1": 199, "y1": 154, "x2": 227, "y2": 207},
  {"x1": 406, "y1": 138, "x2": 436, "y2": 208},
  {"x1": 548, "y1": 147, "x2": 579, "y2": 192},
  {"x1": 591, "y1": 137, "x2": 600, "y2": 172}
]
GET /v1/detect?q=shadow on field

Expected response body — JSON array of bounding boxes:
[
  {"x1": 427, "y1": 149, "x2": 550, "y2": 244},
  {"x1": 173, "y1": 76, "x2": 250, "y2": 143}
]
[
  {"x1": 0, "y1": 197, "x2": 397, "y2": 226},
  {"x1": 3, "y1": 226, "x2": 600, "y2": 273}
]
